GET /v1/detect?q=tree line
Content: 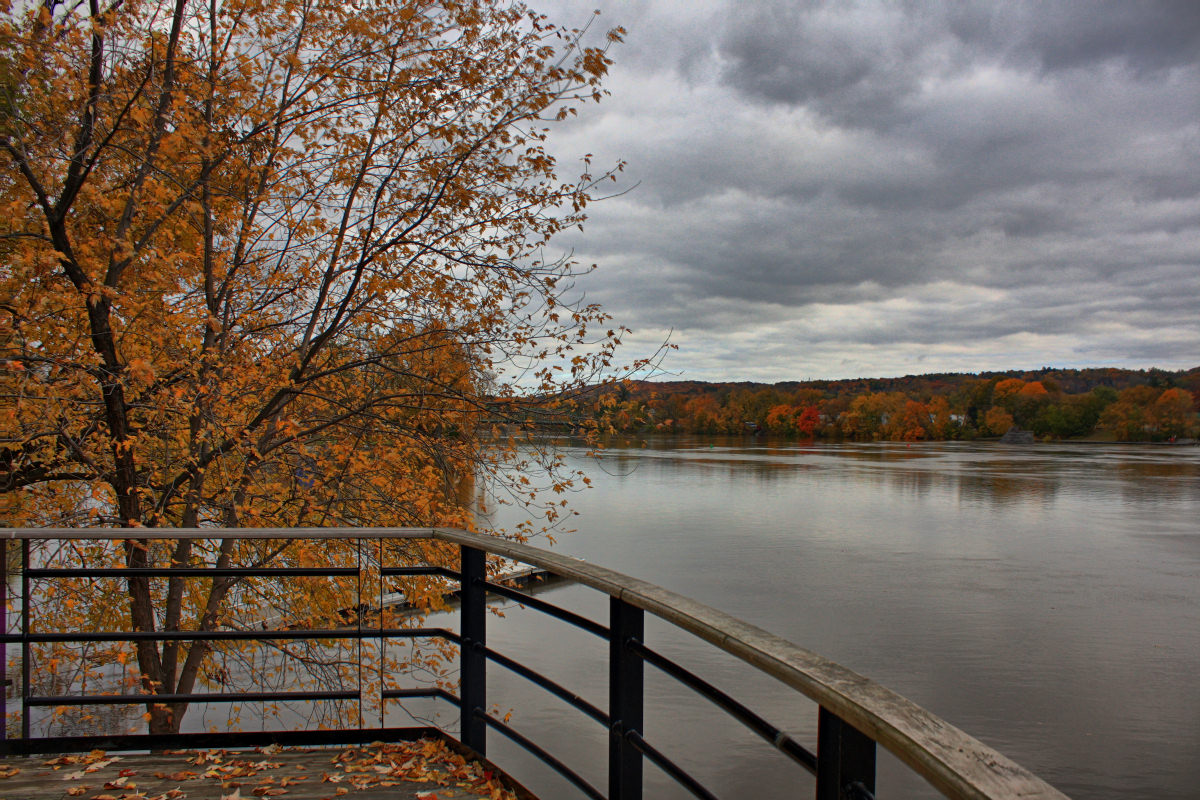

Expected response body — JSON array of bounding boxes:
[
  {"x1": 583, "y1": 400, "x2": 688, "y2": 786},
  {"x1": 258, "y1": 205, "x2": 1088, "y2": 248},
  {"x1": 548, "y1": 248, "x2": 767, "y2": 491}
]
[{"x1": 589, "y1": 367, "x2": 1200, "y2": 442}]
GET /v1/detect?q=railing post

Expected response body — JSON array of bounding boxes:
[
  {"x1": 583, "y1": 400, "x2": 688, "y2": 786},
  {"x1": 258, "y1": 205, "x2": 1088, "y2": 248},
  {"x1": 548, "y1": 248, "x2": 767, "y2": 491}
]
[
  {"x1": 20, "y1": 539, "x2": 29, "y2": 741},
  {"x1": 609, "y1": 596, "x2": 644, "y2": 800},
  {"x1": 459, "y1": 545, "x2": 487, "y2": 756},
  {"x1": 1, "y1": 538, "x2": 6, "y2": 743},
  {"x1": 816, "y1": 706, "x2": 876, "y2": 800}
]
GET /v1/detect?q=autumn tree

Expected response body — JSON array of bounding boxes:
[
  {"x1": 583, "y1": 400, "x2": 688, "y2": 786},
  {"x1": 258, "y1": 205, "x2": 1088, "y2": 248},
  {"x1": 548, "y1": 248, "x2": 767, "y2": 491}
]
[
  {"x1": 1010, "y1": 380, "x2": 1053, "y2": 427},
  {"x1": 926, "y1": 396, "x2": 954, "y2": 439},
  {"x1": 952, "y1": 377, "x2": 994, "y2": 431},
  {"x1": 983, "y1": 406, "x2": 1015, "y2": 437},
  {"x1": 795, "y1": 405, "x2": 820, "y2": 438},
  {"x1": 680, "y1": 394, "x2": 723, "y2": 433},
  {"x1": 841, "y1": 392, "x2": 905, "y2": 440},
  {"x1": 1151, "y1": 388, "x2": 1197, "y2": 439},
  {"x1": 1098, "y1": 385, "x2": 1198, "y2": 441},
  {"x1": 992, "y1": 378, "x2": 1026, "y2": 406},
  {"x1": 1099, "y1": 386, "x2": 1161, "y2": 441},
  {"x1": 764, "y1": 404, "x2": 797, "y2": 434},
  {"x1": 883, "y1": 399, "x2": 931, "y2": 441},
  {"x1": 1, "y1": 0, "x2": 640, "y2": 734}
]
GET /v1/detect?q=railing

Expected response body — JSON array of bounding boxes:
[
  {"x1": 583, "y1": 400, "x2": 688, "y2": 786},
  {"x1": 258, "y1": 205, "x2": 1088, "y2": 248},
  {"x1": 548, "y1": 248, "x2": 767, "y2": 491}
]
[{"x1": 0, "y1": 527, "x2": 1069, "y2": 800}]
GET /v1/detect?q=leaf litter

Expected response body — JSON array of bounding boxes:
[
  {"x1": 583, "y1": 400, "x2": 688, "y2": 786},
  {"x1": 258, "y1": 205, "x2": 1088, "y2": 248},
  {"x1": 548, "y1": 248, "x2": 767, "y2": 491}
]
[{"x1": 0, "y1": 739, "x2": 518, "y2": 799}]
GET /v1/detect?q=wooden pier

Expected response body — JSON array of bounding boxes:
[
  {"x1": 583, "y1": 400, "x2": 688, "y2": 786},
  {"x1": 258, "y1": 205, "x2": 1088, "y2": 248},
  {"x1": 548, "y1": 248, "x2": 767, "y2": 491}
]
[{"x1": 0, "y1": 739, "x2": 527, "y2": 800}]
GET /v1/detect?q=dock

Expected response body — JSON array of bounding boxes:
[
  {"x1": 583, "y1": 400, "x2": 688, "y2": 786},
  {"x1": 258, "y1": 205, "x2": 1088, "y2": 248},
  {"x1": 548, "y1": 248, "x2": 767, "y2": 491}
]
[{"x1": 0, "y1": 740, "x2": 526, "y2": 800}]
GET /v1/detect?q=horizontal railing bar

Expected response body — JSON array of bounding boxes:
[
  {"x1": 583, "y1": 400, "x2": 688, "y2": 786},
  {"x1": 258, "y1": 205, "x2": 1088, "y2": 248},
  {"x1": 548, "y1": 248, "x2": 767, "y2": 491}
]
[
  {"x1": 382, "y1": 565, "x2": 460, "y2": 579},
  {"x1": 1, "y1": 528, "x2": 435, "y2": 541},
  {"x1": 476, "y1": 710, "x2": 606, "y2": 800},
  {"x1": 26, "y1": 567, "x2": 358, "y2": 578},
  {"x1": 629, "y1": 639, "x2": 817, "y2": 774},
  {"x1": 482, "y1": 580, "x2": 609, "y2": 638},
  {"x1": 0, "y1": 726, "x2": 444, "y2": 758},
  {"x1": 28, "y1": 690, "x2": 358, "y2": 706},
  {"x1": 382, "y1": 687, "x2": 460, "y2": 706},
  {"x1": 379, "y1": 627, "x2": 461, "y2": 644},
  {"x1": 483, "y1": 645, "x2": 610, "y2": 727},
  {"x1": 3, "y1": 627, "x2": 457, "y2": 644},
  {"x1": 626, "y1": 729, "x2": 720, "y2": 800}
]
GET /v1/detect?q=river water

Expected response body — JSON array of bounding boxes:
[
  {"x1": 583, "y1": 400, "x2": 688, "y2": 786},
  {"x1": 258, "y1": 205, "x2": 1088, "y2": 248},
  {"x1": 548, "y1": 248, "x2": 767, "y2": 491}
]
[{"x1": 431, "y1": 438, "x2": 1200, "y2": 800}]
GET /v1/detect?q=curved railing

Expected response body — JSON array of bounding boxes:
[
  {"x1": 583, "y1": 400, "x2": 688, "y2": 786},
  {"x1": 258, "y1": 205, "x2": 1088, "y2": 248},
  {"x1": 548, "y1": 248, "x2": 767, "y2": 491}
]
[{"x1": 1, "y1": 527, "x2": 1069, "y2": 800}]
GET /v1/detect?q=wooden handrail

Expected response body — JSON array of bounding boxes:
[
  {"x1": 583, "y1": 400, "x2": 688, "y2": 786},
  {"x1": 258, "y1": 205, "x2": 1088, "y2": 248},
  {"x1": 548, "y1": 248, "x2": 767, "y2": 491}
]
[{"x1": 429, "y1": 527, "x2": 1069, "y2": 800}]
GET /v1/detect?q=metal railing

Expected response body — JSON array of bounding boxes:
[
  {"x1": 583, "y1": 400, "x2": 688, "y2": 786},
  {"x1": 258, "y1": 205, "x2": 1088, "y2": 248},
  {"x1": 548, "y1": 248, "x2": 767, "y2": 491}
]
[{"x1": 0, "y1": 527, "x2": 1069, "y2": 800}]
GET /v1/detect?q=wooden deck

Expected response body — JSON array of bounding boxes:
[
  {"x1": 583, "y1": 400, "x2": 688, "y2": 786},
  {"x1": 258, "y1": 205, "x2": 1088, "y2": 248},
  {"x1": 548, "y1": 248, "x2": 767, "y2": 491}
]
[{"x1": 0, "y1": 740, "x2": 528, "y2": 800}]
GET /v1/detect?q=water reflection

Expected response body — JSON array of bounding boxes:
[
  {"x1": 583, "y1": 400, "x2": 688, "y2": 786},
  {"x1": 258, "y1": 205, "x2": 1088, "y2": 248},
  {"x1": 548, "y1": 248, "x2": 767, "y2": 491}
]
[
  {"x1": 587, "y1": 437, "x2": 1200, "y2": 507},
  {"x1": 956, "y1": 471, "x2": 1061, "y2": 505}
]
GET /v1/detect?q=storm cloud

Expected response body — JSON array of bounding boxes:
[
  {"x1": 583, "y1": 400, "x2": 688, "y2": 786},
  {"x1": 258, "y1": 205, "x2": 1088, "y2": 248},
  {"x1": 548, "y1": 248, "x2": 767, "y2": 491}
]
[{"x1": 540, "y1": 0, "x2": 1200, "y2": 380}]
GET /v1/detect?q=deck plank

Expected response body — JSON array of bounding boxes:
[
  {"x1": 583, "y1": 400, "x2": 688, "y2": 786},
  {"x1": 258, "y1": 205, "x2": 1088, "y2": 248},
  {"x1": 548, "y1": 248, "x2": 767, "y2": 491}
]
[{"x1": 0, "y1": 741, "x2": 522, "y2": 800}]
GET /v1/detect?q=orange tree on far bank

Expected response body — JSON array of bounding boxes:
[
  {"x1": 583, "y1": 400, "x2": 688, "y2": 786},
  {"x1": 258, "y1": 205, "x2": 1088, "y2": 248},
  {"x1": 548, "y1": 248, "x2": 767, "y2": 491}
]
[{"x1": 1, "y1": 0, "x2": 645, "y2": 734}]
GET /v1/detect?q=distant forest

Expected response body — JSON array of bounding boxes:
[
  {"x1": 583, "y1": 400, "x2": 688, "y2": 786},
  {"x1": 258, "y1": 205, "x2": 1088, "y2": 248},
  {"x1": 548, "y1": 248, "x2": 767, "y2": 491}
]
[{"x1": 586, "y1": 367, "x2": 1200, "y2": 442}]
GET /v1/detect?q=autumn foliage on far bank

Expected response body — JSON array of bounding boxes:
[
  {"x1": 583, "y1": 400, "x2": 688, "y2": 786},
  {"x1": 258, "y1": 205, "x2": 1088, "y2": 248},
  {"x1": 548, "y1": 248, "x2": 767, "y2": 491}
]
[{"x1": 589, "y1": 368, "x2": 1200, "y2": 442}]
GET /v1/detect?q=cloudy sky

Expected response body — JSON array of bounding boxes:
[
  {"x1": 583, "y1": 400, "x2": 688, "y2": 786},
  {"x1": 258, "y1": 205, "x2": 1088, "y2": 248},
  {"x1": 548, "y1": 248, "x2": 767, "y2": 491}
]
[{"x1": 535, "y1": 0, "x2": 1200, "y2": 382}]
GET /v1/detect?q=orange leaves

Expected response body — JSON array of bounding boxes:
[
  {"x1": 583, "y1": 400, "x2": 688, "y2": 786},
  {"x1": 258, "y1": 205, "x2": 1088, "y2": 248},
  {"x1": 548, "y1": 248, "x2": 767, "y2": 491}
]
[
  {"x1": 318, "y1": 740, "x2": 518, "y2": 798},
  {"x1": 1102, "y1": 385, "x2": 1199, "y2": 441},
  {"x1": 153, "y1": 771, "x2": 197, "y2": 782},
  {"x1": 126, "y1": 357, "x2": 156, "y2": 386},
  {"x1": 992, "y1": 377, "x2": 1027, "y2": 403},
  {"x1": 5, "y1": 0, "x2": 642, "y2": 733},
  {"x1": 984, "y1": 406, "x2": 1015, "y2": 436}
]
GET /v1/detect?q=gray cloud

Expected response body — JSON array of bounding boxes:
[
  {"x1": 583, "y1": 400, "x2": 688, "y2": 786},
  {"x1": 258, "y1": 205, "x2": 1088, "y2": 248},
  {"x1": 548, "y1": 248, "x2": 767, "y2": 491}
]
[
  {"x1": 950, "y1": 1, "x2": 1200, "y2": 74},
  {"x1": 538, "y1": 0, "x2": 1200, "y2": 380},
  {"x1": 719, "y1": 1, "x2": 1200, "y2": 116}
]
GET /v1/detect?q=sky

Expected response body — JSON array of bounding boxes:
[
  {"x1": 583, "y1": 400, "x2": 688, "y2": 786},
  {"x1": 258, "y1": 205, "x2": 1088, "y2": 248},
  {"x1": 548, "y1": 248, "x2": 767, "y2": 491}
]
[{"x1": 535, "y1": 0, "x2": 1200, "y2": 382}]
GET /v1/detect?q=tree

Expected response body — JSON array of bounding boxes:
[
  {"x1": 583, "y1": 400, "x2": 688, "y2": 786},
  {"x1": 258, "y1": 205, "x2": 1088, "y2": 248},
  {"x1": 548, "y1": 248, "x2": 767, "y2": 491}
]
[
  {"x1": 926, "y1": 395, "x2": 953, "y2": 439},
  {"x1": 764, "y1": 404, "x2": 796, "y2": 434},
  {"x1": 680, "y1": 394, "x2": 723, "y2": 433},
  {"x1": 795, "y1": 405, "x2": 820, "y2": 438},
  {"x1": 841, "y1": 392, "x2": 904, "y2": 440},
  {"x1": 983, "y1": 406, "x2": 1014, "y2": 437},
  {"x1": 1099, "y1": 386, "x2": 1160, "y2": 441},
  {"x1": 1151, "y1": 388, "x2": 1197, "y2": 439},
  {"x1": 883, "y1": 399, "x2": 930, "y2": 441},
  {"x1": 992, "y1": 378, "x2": 1026, "y2": 406},
  {"x1": 2, "y1": 0, "x2": 639, "y2": 734}
]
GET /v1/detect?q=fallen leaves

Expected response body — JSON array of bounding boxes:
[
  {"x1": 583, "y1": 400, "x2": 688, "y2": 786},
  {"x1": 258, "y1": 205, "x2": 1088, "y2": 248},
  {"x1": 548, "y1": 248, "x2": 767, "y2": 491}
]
[
  {"x1": 315, "y1": 739, "x2": 518, "y2": 798},
  {"x1": 5, "y1": 739, "x2": 518, "y2": 798},
  {"x1": 153, "y1": 771, "x2": 198, "y2": 781}
]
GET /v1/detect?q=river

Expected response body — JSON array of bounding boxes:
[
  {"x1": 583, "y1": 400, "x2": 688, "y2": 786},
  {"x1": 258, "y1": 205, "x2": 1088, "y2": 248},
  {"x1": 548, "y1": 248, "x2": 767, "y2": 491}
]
[{"x1": 416, "y1": 438, "x2": 1200, "y2": 800}]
